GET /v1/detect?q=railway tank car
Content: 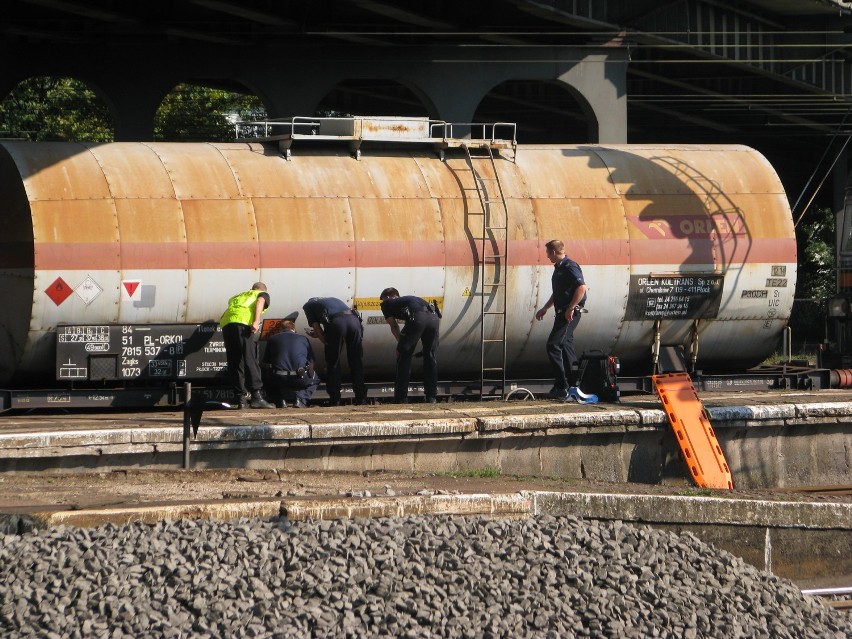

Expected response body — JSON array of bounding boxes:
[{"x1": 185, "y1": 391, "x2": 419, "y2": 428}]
[{"x1": 0, "y1": 128, "x2": 796, "y2": 387}]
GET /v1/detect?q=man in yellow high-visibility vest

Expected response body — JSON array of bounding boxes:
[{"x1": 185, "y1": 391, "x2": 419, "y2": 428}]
[{"x1": 220, "y1": 282, "x2": 274, "y2": 409}]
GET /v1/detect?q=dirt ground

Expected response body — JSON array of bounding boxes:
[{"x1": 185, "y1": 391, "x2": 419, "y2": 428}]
[{"x1": 1, "y1": 466, "x2": 848, "y2": 513}]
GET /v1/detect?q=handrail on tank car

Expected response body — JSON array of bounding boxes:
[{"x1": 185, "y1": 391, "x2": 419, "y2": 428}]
[
  {"x1": 237, "y1": 115, "x2": 440, "y2": 140},
  {"x1": 234, "y1": 115, "x2": 517, "y2": 150},
  {"x1": 431, "y1": 120, "x2": 517, "y2": 147}
]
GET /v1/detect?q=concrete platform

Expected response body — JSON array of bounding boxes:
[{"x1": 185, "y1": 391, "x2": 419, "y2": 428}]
[{"x1": 1, "y1": 389, "x2": 851, "y2": 489}]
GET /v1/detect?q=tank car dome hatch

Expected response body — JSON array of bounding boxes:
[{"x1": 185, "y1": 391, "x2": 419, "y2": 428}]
[{"x1": 0, "y1": 138, "x2": 796, "y2": 386}]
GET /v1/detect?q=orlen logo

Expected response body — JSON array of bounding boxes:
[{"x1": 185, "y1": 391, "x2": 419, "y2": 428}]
[
  {"x1": 85, "y1": 342, "x2": 110, "y2": 352},
  {"x1": 630, "y1": 214, "x2": 747, "y2": 239}
]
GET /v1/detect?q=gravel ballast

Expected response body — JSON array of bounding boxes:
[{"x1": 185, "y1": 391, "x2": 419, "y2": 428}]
[{"x1": 1, "y1": 514, "x2": 850, "y2": 638}]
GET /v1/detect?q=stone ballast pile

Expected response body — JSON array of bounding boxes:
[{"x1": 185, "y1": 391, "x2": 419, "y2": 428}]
[{"x1": 1, "y1": 515, "x2": 849, "y2": 638}]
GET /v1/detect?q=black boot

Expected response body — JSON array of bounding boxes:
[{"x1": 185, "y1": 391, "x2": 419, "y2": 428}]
[{"x1": 249, "y1": 391, "x2": 274, "y2": 409}]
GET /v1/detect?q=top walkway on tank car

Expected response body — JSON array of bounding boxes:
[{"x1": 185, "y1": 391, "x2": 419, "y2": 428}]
[{"x1": 233, "y1": 115, "x2": 518, "y2": 160}]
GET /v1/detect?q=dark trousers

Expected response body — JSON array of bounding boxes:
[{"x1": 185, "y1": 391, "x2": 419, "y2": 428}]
[
  {"x1": 396, "y1": 310, "x2": 440, "y2": 402},
  {"x1": 222, "y1": 322, "x2": 263, "y2": 395},
  {"x1": 546, "y1": 312, "x2": 582, "y2": 390},
  {"x1": 324, "y1": 312, "x2": 367, "y2": 402},
  {"x1": 268, "y1": 371, "x2": 319, "y2": 404}
]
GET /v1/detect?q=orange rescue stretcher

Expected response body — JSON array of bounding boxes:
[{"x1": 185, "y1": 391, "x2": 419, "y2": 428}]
[{"x1": 652, "y1": 372, "x2": 734, "y2": 490}]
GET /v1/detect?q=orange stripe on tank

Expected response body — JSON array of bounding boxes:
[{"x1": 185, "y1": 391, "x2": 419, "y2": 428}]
[{"x1": 31, "y1": 237, "x2": 797, "y2": 270}]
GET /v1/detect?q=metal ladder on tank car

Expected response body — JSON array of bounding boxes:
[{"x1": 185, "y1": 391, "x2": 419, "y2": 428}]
[{"x1": 462, "y1": 143, "x2": 510, "y2": 399}]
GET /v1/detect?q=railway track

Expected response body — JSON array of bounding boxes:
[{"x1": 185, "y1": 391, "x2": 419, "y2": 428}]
[
  {"x1": 801, "y1": 587, "x2": 852, "y2": 612},
  {"x1": 786, "y1": 485, "x2": 852, "y2": 497}
]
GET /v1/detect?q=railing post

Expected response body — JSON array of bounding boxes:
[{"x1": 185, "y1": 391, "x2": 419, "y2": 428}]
[{"x1": 182, "y1": 382, "x2": 192, "y2": 469}]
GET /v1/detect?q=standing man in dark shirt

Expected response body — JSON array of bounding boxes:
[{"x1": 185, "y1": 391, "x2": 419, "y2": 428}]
[
  {"x1": 264, "y1": 316, "x2": 320, "y2": 408},
  {"x1": 302, "y1": 296, "x2": 367, "y2": 406},
  {"x1": 534, "y1": 240, "x2": 588, "y2": 400},
  {"x1": 379, "y1": 287, "x2": 440, "y2": 403},
  {"x1": 219, "y1": 281, "x2": 274, "y2": 409}
]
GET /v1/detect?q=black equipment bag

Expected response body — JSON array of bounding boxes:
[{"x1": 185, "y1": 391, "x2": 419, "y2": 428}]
[{"x1": 576, "y1": 350, "x2": 620, "y2": 402}]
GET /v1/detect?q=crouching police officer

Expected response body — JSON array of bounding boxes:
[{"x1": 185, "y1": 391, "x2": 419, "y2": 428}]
[
  {"x1": 379, "y1": 287, "x2": 440, "y2": 403},
  {"x1": 302, "y1": 296, "x2": 368, "y2": 406},
  {"x1": 263, "y1": 314, "x2": 319, "y2": 408}
]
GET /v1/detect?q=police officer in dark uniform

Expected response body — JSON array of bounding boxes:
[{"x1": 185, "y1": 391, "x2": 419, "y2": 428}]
[
  {"x1": 263, "y1": 315, "x2": 319, "y2": 408},
  {"x1": 302, "y1": 296, "x2": 367, "y2": 406},
  {"x1": 379, "y1": 287, "x2": 440, "y2": 403},
  {"x1": 535, "y1": 239, "x2": 588, "y2": 400}
]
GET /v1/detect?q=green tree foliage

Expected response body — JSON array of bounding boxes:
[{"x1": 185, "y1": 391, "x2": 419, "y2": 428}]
[
  {"x1": 799, "y1": 208, "x2": 836, "y2": 300},
  {"x1": 154, "y1": 84, "x2": 266, "y2": 142},
  {"x1": 1, "y1": 77, "x2": 266, "y2": 143},
  {"x1": 790, "y1": 206, "x2": 836, "y2": 344},
  {"x1": 0, "y1": 76, "x2": 113, "y2": 141}
]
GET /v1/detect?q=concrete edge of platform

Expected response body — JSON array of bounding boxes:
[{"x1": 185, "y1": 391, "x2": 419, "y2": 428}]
[
  {"x1": 3, "y1": 399, "x2": 852, "y2": 460},
  {"x1": 2, "y1": 490, "x2": 850, "y2": 532},
  {"x1": 529, "y1": 491, "x2": 852, "y2": 529}
]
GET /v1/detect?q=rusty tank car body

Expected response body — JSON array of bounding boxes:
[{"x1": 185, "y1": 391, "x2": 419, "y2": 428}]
[{"x1": 0, "y1": 118, "x2": 796, "y2": 386}]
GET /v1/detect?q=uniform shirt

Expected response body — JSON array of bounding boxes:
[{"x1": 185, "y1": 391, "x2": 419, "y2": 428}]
[
  {"x1": 264, "y1": 331, "x2": 314, "y2": 372},
  {"x1": 380, "y1": 295, "x2": 432, "y2": 321},
  {"x1": 302, "y1": 297, "x2": 350, "y2": 327},
  {"x1": 552, "y1": 256, "x2": 587, "y2": 311}
]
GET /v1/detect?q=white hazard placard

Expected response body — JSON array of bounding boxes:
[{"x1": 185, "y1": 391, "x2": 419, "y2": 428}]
[
  {"x1": 121, "y1": 280, "x2": 142, "y2": 301},
  {"x1": 75, "y1": 276, "x2": 103, "y2": 306}
]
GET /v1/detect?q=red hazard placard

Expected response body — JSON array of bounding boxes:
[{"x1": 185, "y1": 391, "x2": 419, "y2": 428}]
[
  {"x1": 123, "y1": 281, "x2": 139, "y2": 297},
  {"x1": 46, "y1": 277, "x2": 73, "y2": 306}
]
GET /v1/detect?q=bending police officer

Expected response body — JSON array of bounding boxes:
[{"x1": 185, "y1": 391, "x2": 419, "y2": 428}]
[
  {"x1": 220, "y1": 282, "x2": 275, "y2": 409},
  {"x1": 379, "y1": 288, "x2": 440, "y2": 403},
  {"x1": 302, "y1": 296, "x2": 368, "y2": 406}
]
